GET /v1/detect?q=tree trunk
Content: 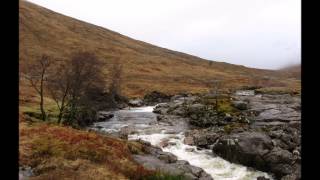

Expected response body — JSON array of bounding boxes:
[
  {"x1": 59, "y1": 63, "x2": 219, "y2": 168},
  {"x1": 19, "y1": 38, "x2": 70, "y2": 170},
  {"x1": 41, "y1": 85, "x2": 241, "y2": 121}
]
[
  {"x1": 40, "y1": 86, "x2": 46, "y2": 121},
  {"x1": 40, "y1": 71, "x2": 46, "y2": 121},
  {"x1": 57, "y1": 109, "x2": 63, "y2": 124}
]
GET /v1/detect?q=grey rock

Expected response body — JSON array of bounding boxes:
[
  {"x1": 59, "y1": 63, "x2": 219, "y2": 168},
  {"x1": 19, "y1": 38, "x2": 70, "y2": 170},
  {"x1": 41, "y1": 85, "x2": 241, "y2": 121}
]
[
  {"x1": 184, "y1": 136, "x2": 195, "y2": 145},
  {"x1": 128, "y1": 99, "x2": 144, "y2": 107},
  {"x1": 157, "y1": 152, "x2": 178, "y2": 163},
  {"x1": 232, "y1": 101, "x2": 248, "y2": 110},
  {"x1": 257, "y1": 176, "x2": 270, "y2": 180},
  {"x1": 189, "y1": 166, "x2": 204, "y2": 177},
  {"x1": 96, "y1": 111, "x2": 114, "y2": 121},
  {"x1": 212, "y1": 131, "x2": 273, "y2": 171}
]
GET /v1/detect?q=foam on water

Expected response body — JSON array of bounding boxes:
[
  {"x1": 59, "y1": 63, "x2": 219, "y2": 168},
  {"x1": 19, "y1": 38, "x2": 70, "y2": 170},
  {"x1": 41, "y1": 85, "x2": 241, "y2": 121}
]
[
  {"x1": 127, "y1": 106, "x2": 155, "y2": 112},
  {"x1": 129, "y1": 133, "x2": 273, "y2": 180}
]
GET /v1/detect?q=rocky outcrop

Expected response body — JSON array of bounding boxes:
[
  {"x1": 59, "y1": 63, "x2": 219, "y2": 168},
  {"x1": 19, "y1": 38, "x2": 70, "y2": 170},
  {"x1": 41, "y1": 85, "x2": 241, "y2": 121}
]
[
  {"x1": 184, "y1": 129, "x2": 220, "y2": 148},
  {"x1": 211, "y1": 126, "x2": 301, "y2": 179},
  {"x1": 234, "y1": 93, "x2": 301, "y2": 127},
  {"x1": 153, "y1": 91, "x2": 301, "y2": 179},
  {"x1": 212, "y1": 131, "x2": 274, "y2": 170}
]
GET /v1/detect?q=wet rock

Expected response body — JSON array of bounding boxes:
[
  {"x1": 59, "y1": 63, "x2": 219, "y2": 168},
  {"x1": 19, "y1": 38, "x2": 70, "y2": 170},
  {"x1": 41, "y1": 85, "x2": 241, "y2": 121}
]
[
  {"x1": 264, "y1": 147, "x2": 293, "y2": 164},
  {"x1": 257, "y1": 176, "x2": 270, "y2": 180},
  {"x1": 281, "y1": 174, "x2": 298, "y2": 180},
  {"x1": 133, "y1": 154, "x2": 212, "y2": 179},
  {"x1": 153, "y1": 103, "x2": 169, "y2": 114},
  {"x1": 128, "y1": 99, "x2": 143, "y2": 107},
  {"x1": 184, "y1": 136, "x2": 195, "y2": 145},
  {"x1": 199, "y1": 171, "x2": 214, "y2": 180},
  {"x1": 157, "y1": 152, "x2": 178, "y2": 163},
  {"x1": 96, "y1": 111, "x2": 114, "y2": 121},
  {"x1": 232, "y1": 101, "x2": 248, "y2": 110},
  {"x1": 189, "y1": 166, "x2": 204, "y2": 177},
  {"x1": 185, "y1": 147, "x2": 195, "y2": 152},
  {"x1": 183, "y1": 173, "x2": 197, "y2": 180},
  {"x1": 176, "y1": 160, "x2": 190, "y2": 165},
  {"x1": 158, "y1": 138, "x2": 170, "y2": 148},
  {"x1": 212, "y1": 131, "x2": 273, "y2": 170}
]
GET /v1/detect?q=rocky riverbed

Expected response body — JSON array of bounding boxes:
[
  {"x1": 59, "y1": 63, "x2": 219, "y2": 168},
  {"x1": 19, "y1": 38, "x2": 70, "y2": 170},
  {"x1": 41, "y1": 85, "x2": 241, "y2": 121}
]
[
  {"x1": 153, "y1": 90, "x2": 301, "y2": 180},
  {"x1": 90, "y1": 103, "x2": 275, "y2": 179}
]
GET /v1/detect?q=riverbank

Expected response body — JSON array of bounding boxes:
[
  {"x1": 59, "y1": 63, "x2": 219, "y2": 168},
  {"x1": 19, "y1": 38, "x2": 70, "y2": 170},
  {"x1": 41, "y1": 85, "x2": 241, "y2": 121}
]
[
  {"x1": 19, "y1": 112, "x2": 213, "y2": 180},
  {"x1": 153, "y1": 90, "x2": 301, "y2": 180}
]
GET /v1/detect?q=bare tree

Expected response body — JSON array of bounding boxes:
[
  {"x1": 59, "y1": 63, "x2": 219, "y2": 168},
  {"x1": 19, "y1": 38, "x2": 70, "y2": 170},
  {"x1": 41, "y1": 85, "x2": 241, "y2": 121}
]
[
  {"x1": 64, "y1": 51, "x2": 105, "y2": 125},
  {"x1": 207, "y1": 79, "x2": 223, "y2": 111},
  {"x1": 109, "y1": 61, "x2": 123, "y2": 106},
  {"x1": 23, "y1": 55, "x2": 52, "y2": 121},
  {"x1": 47, "y1": 62, "x2": 71, "y2": 123}
]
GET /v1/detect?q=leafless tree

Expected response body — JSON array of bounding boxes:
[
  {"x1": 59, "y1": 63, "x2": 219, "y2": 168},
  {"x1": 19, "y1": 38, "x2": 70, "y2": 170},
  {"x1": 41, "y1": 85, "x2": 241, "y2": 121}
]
[
  {"x1": 47, "y1": 62, "x2": 72, "y2": 123},
  {"x1": 23, "y1": 55, "x2": 52, "y2": 121},
  {"x1": 64, "y1": 51, "x2": 105, "y2": 125},
  {"x1": 207, "y1": 79, "x2": 223, "y2": 111},
  {"x1": 109, "y1": 61, "x2": 123, "y2": 105}
]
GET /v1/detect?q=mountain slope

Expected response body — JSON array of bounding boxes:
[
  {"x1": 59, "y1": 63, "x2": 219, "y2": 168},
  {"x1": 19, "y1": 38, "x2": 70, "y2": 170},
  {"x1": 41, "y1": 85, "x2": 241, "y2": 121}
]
[
  {"x1": 279, "y1": 64, "x2": 301, "y2": 80},
  {"x1": 19, "y1": 0, "x2": 300, "y2": 97}
]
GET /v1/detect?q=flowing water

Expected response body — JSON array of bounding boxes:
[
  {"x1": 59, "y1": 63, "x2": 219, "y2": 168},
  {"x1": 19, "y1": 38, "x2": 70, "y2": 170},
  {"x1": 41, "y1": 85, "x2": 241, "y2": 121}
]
[{"x1": 92, "y1": 106, "x2": 273, "y2": 180}]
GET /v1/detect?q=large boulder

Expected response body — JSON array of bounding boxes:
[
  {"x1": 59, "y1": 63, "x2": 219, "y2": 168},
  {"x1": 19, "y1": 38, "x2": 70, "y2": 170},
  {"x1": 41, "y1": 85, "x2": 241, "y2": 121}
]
[
  {"x1": 212, "y1": 131, "x2": 273, "y2": 171},
  {"x1": 264, "y1": 147, "x2": 295, "y2": 178},
  {"x1": 157, "y1": 151, "x2": 178, "y2": 163},
  {"x1": 212, "y1": 130, "x2": 300, "y2": 179}
]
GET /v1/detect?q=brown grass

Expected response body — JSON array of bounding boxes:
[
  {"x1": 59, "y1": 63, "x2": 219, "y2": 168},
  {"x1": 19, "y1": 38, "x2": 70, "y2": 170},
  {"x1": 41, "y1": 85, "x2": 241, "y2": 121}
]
[{"x1": 19, "y1": 114, "x2": 153, "y2": 179}]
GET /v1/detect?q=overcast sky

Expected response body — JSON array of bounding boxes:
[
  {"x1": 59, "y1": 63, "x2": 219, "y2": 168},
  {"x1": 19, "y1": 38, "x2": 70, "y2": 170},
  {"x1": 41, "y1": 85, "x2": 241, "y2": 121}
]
[{"x1": 27, "y1": 0, "x2": 301, "y2": 70}]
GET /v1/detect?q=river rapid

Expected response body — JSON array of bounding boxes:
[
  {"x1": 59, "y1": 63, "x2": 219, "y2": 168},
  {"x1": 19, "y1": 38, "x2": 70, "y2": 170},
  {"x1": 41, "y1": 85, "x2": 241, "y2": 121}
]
[{"x1": 92, "y1": 106, "x2": 273, "y2": 180}]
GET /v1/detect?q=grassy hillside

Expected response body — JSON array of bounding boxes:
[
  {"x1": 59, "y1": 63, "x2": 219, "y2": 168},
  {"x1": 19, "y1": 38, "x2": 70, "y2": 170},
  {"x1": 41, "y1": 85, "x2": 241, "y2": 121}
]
[
  {"x1": 279, "y1": 64, "x2": 301, "y2": 80},
  {"x1": 19, "y1": 0, "x2": 300, "y2": 98}
]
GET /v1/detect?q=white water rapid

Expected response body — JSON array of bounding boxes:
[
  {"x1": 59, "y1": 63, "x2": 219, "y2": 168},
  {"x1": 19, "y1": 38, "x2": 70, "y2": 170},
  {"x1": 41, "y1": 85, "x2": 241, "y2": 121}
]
[{"x1": 94, "y1": 106, "x2": 273, "y2": 180}]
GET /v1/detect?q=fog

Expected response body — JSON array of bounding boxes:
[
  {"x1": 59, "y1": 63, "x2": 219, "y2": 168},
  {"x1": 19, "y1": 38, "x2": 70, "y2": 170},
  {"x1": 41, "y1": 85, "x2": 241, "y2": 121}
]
[{"x1": 27, "y1": 0, "x2": 301, "y2": 70}]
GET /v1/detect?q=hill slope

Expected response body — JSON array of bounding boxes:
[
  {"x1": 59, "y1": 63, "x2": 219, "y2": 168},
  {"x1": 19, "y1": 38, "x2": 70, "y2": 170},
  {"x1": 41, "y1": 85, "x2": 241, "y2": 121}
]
[
  {"x1": 279, "y1": 64, "x2": 301, "y2": 80},
  {"x1": 19, "y1": 0, "x2": 300, "y2": 97}
]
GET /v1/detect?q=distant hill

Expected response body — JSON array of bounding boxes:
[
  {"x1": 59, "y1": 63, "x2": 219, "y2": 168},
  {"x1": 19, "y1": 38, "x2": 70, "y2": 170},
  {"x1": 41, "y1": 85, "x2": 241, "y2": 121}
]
[
  {"x1": 278, "y1": 64, "x2": 301, "y2": 80},
  {"x1": 19, "y1": 0, "x2": 300, "y2": 97}
]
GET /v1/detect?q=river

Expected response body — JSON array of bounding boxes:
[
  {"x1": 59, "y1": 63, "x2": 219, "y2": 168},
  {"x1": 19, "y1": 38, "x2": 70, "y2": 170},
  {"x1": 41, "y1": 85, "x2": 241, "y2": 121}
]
[{"x1": 92, "y1": 106, "x2": 273, "y2": 180}]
